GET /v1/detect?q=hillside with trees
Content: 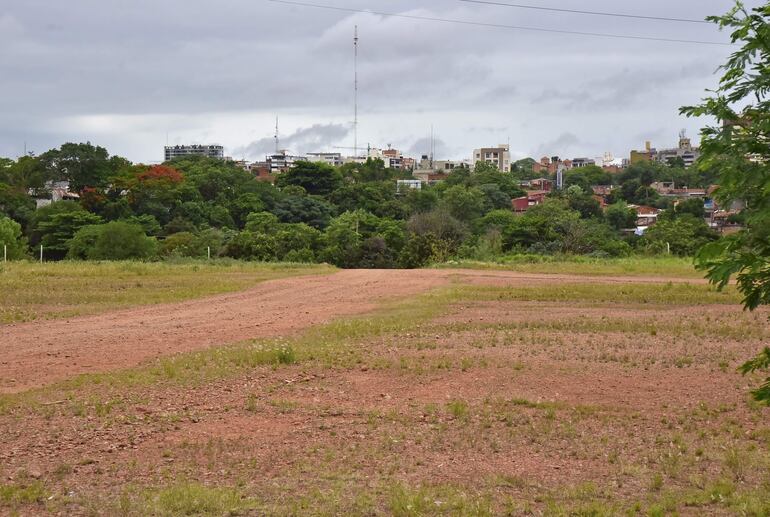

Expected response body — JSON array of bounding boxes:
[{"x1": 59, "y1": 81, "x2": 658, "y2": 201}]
[{"x1": 0, "y1": 142, "x2": 720, "y2": 267}]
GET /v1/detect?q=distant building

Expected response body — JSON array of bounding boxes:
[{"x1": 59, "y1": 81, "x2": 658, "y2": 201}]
[
  {"x1": 629, "y1": 204, "x2": 662, "y2": 229},
  {"x1": 651, "y1": 182, "x2": 707, "y2": 198},
  {"x1": 396, "y1": 179, "x2": 422, "y2": 193},
  {"x1": 630, "y1": 141, "x2": 657, "y2": 165},
  {"x1": 164, "y1": 144, "x2": 224, "y2": 161},
  {"x1": 472, "y1": 144, "x2": 510, "y2": 172},
  {"x1": 305, "y1": 152, "x2": 343, "y2": 167},
  {"x1": 656, "y1": 133, "x2": 700, "y2": 168},
  {"x1": 33, "y1": 180, "x2": 79, "y2": 209},
  {"x1": 369, "y1": 147, "x2": 412, "y2": 169},
  {"x1": 630, "y1": 133, "x2": 700, "y2": 168},
  {"x1": 512, "y1": 191, "x2": 548, "y2": 213},
  {"x1": 570, "y1": 157, "x2": 596, "y2": 168},
  {"x1": 266, "y1": 150, "x2": 303, "y2": 174}
]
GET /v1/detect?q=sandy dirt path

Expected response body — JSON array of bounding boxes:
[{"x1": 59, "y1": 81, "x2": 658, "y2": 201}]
[{"x1": 0, "y1": 269, "x2": 706, "y2": 393}]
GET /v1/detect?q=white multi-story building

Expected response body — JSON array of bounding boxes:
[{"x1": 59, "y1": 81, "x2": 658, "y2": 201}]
[
  {"x1": 164, "y1": 144, "x2": 224, "y2": 161},
  {"x1": 305, "y1": 152, "x2": 344, "y2": 167},
  {"x1": 472, "y1": 144, "x2": 510, "y2": 172},
  {"x1": 266, "y1": 150, "x2": 304, "y2": 174}
]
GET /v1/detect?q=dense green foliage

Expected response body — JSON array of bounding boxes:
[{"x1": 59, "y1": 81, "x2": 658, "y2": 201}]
[
  {"x1": 682, "y1": 1, "x2": 770, "y2": 403},
  {"x1": 0, "y1": 142, "x2": 720, "y2": 270}
]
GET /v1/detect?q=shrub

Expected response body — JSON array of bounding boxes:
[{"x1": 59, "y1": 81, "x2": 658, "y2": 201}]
[
  {"x1": 68, "y1": 221, "x2": 157, "y2": 260},
  {"x1": 0, "y1": 216, "x2": 28, "y2": 259}
]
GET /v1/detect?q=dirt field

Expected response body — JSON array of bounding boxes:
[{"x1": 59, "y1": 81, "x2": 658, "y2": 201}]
[{"x1": 1, "y1": 268, "x2": 768, "y2": 515}]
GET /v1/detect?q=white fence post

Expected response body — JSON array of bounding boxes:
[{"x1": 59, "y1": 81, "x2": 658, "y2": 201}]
[
  {"x1": 207, "y1": 246, "x2": 211, "y2": 260},
  {"x1": 3, "y1": 245, "x2": 6, "y2": 262},
  {"x1": 39, "y1": 245, "x2": 43, "y2": 263}
]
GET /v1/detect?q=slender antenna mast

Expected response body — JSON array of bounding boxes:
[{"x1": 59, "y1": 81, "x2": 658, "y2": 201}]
[
  {"x1": 354, "y1": 25, "x2": 358, "y2": 158},
  {"x1": 430, "y1": 125, "x2": 434, "y2": 169},
  {"x1": 274, "y1": 116, "x2": 279, "y2": 154}
]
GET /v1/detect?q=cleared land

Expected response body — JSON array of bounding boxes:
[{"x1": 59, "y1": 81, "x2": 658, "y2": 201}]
[{"x1": 1, "y1": 263, "x2": 768, "y2": 515}]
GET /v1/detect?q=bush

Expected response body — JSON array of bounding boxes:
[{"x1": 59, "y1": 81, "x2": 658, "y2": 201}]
[
  {"x1": 641, "y1": 214, "x2": 717, "y2": 256},
  {"x1": 68, "y1": 221, "x2": 157, "y2": 260},
  {"x1": 0, "y1": 216, "x2": 29, "y2": 259},
  {"x1": 222, "y1": 231, "x2": 276, "y2": 261}
]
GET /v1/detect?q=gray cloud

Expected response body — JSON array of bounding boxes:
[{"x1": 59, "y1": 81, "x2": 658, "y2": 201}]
[
  {"x1": 0, "y1": 0, "x2": 761, "y2": 162},
  {"x1": 532, "y1": 132, "x2": 581, "y2": 158},
  {"x1": 233, "y1": 123, "x2": 350, "y2": 159},
  {"x1": 407, "y1": 136, "x2": 448, "y2": 159}
]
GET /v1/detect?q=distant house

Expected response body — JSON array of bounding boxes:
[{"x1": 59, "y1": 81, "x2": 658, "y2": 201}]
[
  {"x1": 629, "y1": 204, "x2": 661, "y2": 229},
  {"x1": 32, "y1": 181, "x2": 79, "y2": 209},
  {"x1": 512, "y1": 191, "x2": 548, "y2": 213},
  {"x1": 396, "y1": 179, "x2": 421, "y2": 193}
]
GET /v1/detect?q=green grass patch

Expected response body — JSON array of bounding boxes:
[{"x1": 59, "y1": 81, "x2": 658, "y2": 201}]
[
  {"x1": 388, "y1": 483, "x2": 493, "y2": 517},
  {"x1": 457, "y1": 281, "x2": 739, "y2": 306},
  {"x1": 0, "y1": 481, "x2": 48, "y2": 510},
  {"x1": 0, "y1": 260, "x2": 334, "y2": 324},
  {"x1": 438, "y1": 255, "x2": 700, "y2": 278},
  {"x1": 114, "y1": 482, "x2": 256, "y2": 516}
]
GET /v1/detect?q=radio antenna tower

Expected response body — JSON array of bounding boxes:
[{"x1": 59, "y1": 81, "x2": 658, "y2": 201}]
[
  {"x1": 274, "y1": 116, "x2": 279, "y2": 153},
  {"x1": 353, "y1": 25, "x2": 359, "y2": 158}
]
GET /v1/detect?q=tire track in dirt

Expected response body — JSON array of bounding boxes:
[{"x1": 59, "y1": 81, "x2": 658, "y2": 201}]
[{"x1": 0, "y1": 269, "x2": 707, "y2": 393}]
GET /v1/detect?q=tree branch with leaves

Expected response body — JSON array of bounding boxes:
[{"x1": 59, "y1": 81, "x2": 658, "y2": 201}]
[{"x1": 681, "y1": 1, "x2": 770, "y2": 403}]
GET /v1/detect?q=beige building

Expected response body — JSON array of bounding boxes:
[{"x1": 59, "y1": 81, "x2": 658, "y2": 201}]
[{"x1": 472, "y1": 144, "x2": 510, "y2": 172}]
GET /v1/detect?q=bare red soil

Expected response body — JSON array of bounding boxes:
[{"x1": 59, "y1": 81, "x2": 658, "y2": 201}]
[
  {"x1": 0, "y1": 269, "x2": 705, "y2": 394},
  {"x1": 2, "y1": 268, "x2": 765, "y2": 515}
]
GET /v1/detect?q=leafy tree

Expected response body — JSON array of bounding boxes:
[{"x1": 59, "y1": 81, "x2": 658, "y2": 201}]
[
  {"x1": 681, "y1": 2, "x2": 770, "y2": 402},
  {"x1": 478, "y1": 184, "x2": 512, "y2": 211},
  {"x1": 671, "y1": 197, "x2": 706, "y2": 219},
  {"x1": 124, "y1": 214, "x2": 162, "y2": 236},
  {"x1": 321, "y1": 210, "x2": 403, "y2": 267},
  {"x1": 564, "y1": 165, "x2": 611, "y2": 191},
  {"x1": 1, "y1": 156, "x2": 48, "y2": 192},
  {"x1": 207, "y1": 204, "x2": 236, "y2": 229},
  {"x1": 479, "y1": 209, "x2": 518, "y2": 233},
  {"x1": 69, "y1": 222, "x2": 157, "y2": 260},
  {"x1": 274, "y1": 223, "x2": 321, "y2": 261},
  {"x1": 605, "y1": 201, "x2": 637, "y2": 230},
  {"x1": 403, "y1": 188, "x2": 438, "y2": 215},
  {"x1": 0, "y1": 216, "x2": 29, "y2": 259},
  {"x1": 405, "y1": 209, "x2": 468, "y2": 264},
  {"x1": 245, "y1": 211, "x2": 280, "y2": 234},
  {"x1": 66, "y1": 225, "x2": 103, "y2": 260},
  {"x1": 0, "y1": 182, "x2": 36, "y2": 227},
  {"x1": 565, "y1": 186, "x2": 602, "y2": 219},
  {"x1": 640, "y1": 215, "x2": 717, "y2": 256},
  {"x1": 39, "y1": 142, "x2": 124, "y2": 191},
  {"x1": 230, "y1": 193, "x2": 266, "y2": 228},
  {"x1": 329, "y1": 182, "x2": 404, "y2": 218},
  {"x1": 273, "y1": 195, "x2": 334, "y2": 229},
  {"x1": 439, "y1": 185, "x2": 486, "y2": 222},
  {"x1": 223, "y1": 231, "x2": 276, "y2": 261},
  {"x1": 275, "y1": 160, "x2": 342, "y2": 196},
  {"x1": 160, "y1": 229, "x2": 224, "y2": 258},
  {"x1": 29, "y1": 201, "x2": 102, "y2": 259}
]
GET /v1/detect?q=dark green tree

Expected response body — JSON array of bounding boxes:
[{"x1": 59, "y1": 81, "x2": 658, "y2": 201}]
[
  {"x1": 0, "y1": 216, "x2": 29, "y2": 259},
  {"x1": 681, "y1": 1, "x2": 770, "y2": 402},
  {"x1": 275, "y1": 160, "x2": 342, "y2": 196}
]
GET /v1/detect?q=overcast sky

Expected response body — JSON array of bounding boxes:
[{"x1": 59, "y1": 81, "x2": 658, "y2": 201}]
[{"x1": 0, "y1": 0, "x2": 757, "y2": 164}]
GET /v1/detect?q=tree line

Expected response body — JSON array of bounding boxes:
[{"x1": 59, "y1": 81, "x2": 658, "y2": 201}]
[{"x1": 0, "y1": 142, "x2": 719, "y2": 267}]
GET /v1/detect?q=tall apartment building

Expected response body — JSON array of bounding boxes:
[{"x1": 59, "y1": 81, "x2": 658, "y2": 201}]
[
  {"x1": 164, "y1": 144, "x2": 224, "y2": 161},
  {"x1": 472, "y1": 144, "x2": 510, "y2": 172}
]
